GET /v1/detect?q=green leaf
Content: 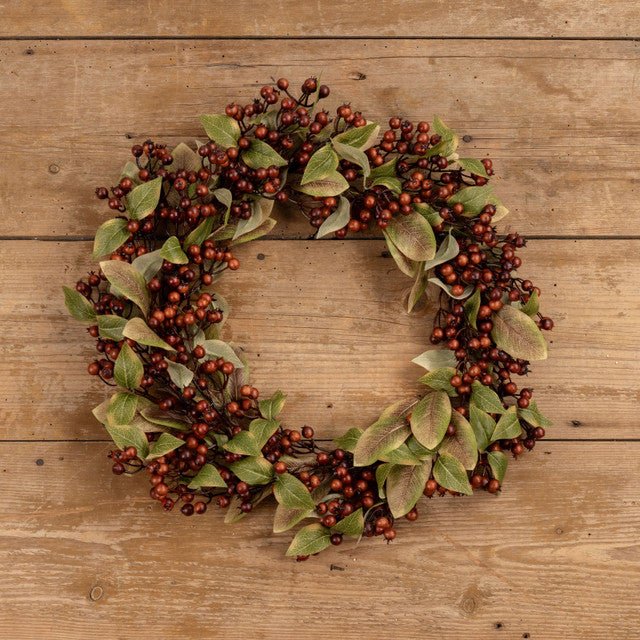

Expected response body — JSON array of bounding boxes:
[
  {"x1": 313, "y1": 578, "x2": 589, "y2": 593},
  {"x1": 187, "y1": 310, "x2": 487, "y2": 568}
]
[
  {"x1": 331, "y1": 508, "x2": 364, "y2": 537},
  {"x1": 93, "y1": 218, "x2": 130, "y2": 258},
  {"x1": 383, "y1": 231, "x2": 420, "y2": 278},
  {"x1": 285, "y1": 523, "x2": 331, "y2": 557},
  {"x1": 188, "y1": 463, "x2": 227, "y2": 489},
  {"x1": 519, "y1": 290, "x2": 540, "y2": 317},
  {"x1": 492, "y1": 305, "x2": 548, "y2": 361},
  {"x1": 249, "y1": 418, "x2": 280, "y2": 448},
  {"x1": 242, "y1": 139, "x2": 288, "y2": 170},
  {"x1": 100, "y1": 260, "x2": 150, "y2": 316},
  {"x1": 425, "y1": 116, "x2": 459, "y2": 158},
  {"x1": 413, "y1": 202, "x2": 443, "y2": 227},
  {"x1": 369, "y1": 157, "x2": 397, "y2": 180},
  {"x1": 132, "y1": 249, "x2": 164, "y2": 281},
  {"x1": 184, "y1": 218, "x2": 215, "y2": 249},
  {"x1": 105, "y1": 423, "x2": 149, "y2": 458},
  {"x1": 147, "y1": 432, "x2": 184, "y2": 460},
  {"x1": 331, "y1": 139, "x2": 370, "y2": 178},
  {"x1": 457, "y1": 157, "x2": 489, "y2": 178},
  {"x1": 470, "y1": 380, "x2": 506, "y2": 415},
  {"x1": 333, "y1": 427, "x2": 363, "y2": 453},
  {"x1": 167, "y1": 142, "x2": 200, "y2": 172},
  {"x1": 410, "y1": 391, "x2": 452, "y2": 450},
  {"x1": 223, "y1": 431, "x2": 262, "y2": 456},
  {"x1": 371, "y1": 176, "x2": 402, "y2": 194},
  {"x1": 231, "y1": 217, "x2": 277, "y2": 245},
  {"x1": 232, "y1": 196, "x2": 274, "y2": 241},
  {"x1": 406, "y1": 436, "x2": 435, "y2": 460},
  {"x1": 294, "y1": 171, "x2": 349, "y2": 197},
  {"x1": 419, "y1": 367, "x2": 458, "y2": 397},
  {"x1": 438, "y1": 411, "x2": 478, "y2": 470},
  {"x1": 63, "y1": 286, "x2": 96, "y2": 322},
  {"x1": 202, "y1": 339, "x2": 244, "y2": 369},
  {"x1": 301, "y1": 144, "x2": 339, "y2": 185},
  {"x1": 411, "y1": 349, "x2": 457, "y2": 372},
  {"x1": 159, "y1": 236, "x2": 188, "y2": 265},
  {"x1": 200, "y1": 114, "x2": 241, "y2": 149},
  {"x1": 125, "y1": 177, "x2": 162, "y2": 220},
  {"x1": 274, "y1": 473, "x2": 315, "y2": 511},
  {"x1": 464, "y1": 288, "x2": 481, "y2": 330},
  {"x1": 106, "y1": 391, "x2": 138, "y2": 426},
  {"x1": 491, "y1": 406, "x2": 522, "y2": 442},
  {"x1": 273, "y1": 503, "x2": 315, "y2": 533},
  {"x1": 258, "y1": 390, "x2": 286, "y2": 420},
  {"x1": 386, "y1": 459, "x2": 432, "y2": 518},
  {"x1": 428, "y1": 277, "x2": 474, "y2": 300},
  {"x1": 375, "y1": 462, "x2": 392, "y2": 499},
  {"x1": 448, "y1": 185, "x2": 496, "y2": 217},
  {"x1": 433, "y1": 453, "x2": 472, "y2": 495},
  {"x1": 423, "y1": 233, "x2": 459, "y2": 271},
  {"x1": 229, "y1": 456, "x2": 274, "y2": 485},
  {"x1": 122, "y1": 317, "x2": 175, "y2": 351},
  {"x1": 214, "y1": 188, "x2": 233, "y2": 222},
  {"x1": 407, "y1": 270, "x2": 429, "y2": 313},
  {"x1": 95, "y1": 314, "x2": 126, "y2": 341},
  {"x1": 378, "y1": 442, "x2": 422, "y2": 465},
  {"x1": 114, "y1": 342, "x2": 144, "y2": 389},
  {"x1": 518, "y1": 400, "x2": 552, "y2": 428},
  {"x1": 333, "y1": 122, "x2": 380, "y2": 150},
  {"x1": 316, "y1": 196, "x2": 350, "y2": 239},
  {"x1": 140, "y1": 406, "x2": 190, "y2": 431},
  {"x1": 353, "y1": 415, "x2": 411, "y2": 467},
  {"x1": 468, "y1": 404, "x2": 495, "y2": 452},
  {"x1": 166, "y1": 360, "x2": 194, "y2": 389},
  {"x1": 384, "y1": 211, "x2": 436, "y2": 262},
  {"x1": 487, "y1": 450, "x2": 508, "y2": 483},
  {"x1": 120, "y1": 161, "x2": 140, "y2": 182}
]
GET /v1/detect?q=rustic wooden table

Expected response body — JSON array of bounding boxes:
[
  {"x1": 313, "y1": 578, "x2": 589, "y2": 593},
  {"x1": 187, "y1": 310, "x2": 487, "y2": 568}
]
[{"x1": 1, "y1": 2, "x2": 639, "y2": 638}]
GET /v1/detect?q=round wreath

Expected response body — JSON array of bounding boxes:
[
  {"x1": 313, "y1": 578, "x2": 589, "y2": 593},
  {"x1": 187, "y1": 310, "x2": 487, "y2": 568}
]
[{"x1": 63, "y1": 77, "x2": 553, "y2": 560}]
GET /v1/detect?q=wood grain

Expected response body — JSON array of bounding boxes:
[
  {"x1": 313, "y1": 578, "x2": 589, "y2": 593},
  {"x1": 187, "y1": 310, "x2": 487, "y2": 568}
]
[
  {"x1": 1, "y1": 39, "x2": 639, "y2": 237},
  {"x1": 1, "y1": 238, "x2": 637, "y2": 441},
  {"x1": 0, "y1": 440, "x2": 638, "y2": 639},
  {"x1": 1, "y1": 0, "x2": 639, "y2": 38}
]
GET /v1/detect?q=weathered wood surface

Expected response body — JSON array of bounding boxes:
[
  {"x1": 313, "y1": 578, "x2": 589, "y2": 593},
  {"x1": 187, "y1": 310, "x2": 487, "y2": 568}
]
[
  {"x1": 0, "y1": 441, "x2": 638, "y2": 640},
  {"x1": 1, "y1": 0, "x2": 638, "y2": 38},
  {"x1": 1, "y1": 6, "x2": 639, "y2": 639},
  {"x1": 0, "y1": 238, "x2": 637, "y2": 441},
  {"x1": 1, "y1": 39, "x2": 640, "y2": 237}
]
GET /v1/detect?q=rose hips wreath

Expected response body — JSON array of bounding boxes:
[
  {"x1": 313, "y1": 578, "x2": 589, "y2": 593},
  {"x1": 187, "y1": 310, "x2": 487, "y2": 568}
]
[{"x1": 64, "y1": 77, "x2": 553, "y2": 560}]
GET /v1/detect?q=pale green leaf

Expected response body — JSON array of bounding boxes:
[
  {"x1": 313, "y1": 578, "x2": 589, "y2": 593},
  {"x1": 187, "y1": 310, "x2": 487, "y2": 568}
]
[
  {"x1": 188, "y1": 463, "x2": 227, "y2": 489},
  {"x1": 126, "y1": 177, "x2": 162, "y2": 220},
  {"x1": 301, "y1": 144, "x2": 338, "y2": 185},
  {"x1": 114, "y1": 342, "x2": 144, "y2": 389},
  {"x1": 492, "y1": 305, "x2": 548, "y2": 361},
  {"x1": 100, "y1": 260, "x2": 150, "y2": 316},
  {"x1": 316, "y1": 196, "x2": 351, "y2": 239},
  {"x1": 93, "y1": 218, "x2": 130, "y2": 258},
  {"x1": 410, "y1": 391, "x2": 452, "y2": 450},
  {"x1": 433, "y1": 453, "x2": 472, "y2": 495},
  {"x1": 200, "y1": 114, "x2": 241, "y2": 149},
  {"x1": 63, "y1": 286, "x2": 96, "y2": 322},
  {"x1": 285, "y1": 523, "x2": 331, "y2": 557},
  {"x1": 274, "y1": 473, "x2": 315, "y2": 511}
]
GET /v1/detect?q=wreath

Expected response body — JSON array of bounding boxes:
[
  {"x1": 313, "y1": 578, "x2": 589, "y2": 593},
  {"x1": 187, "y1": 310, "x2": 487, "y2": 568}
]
[{"x1": 63, "y1": 77, "x2": 553, "y2": 560}]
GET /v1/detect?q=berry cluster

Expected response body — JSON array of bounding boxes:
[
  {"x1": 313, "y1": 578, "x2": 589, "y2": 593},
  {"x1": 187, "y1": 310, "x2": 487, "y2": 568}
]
[{"x1": 64, "y1": 78, "x2": 553, "y2": 560}]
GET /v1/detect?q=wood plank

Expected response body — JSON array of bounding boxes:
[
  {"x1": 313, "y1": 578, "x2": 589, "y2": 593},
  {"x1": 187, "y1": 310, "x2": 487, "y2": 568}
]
[
  {"x1": 0, "y1": 441, "x2": 638, "y2": 639},
  {"x1": 1, "y1": 39, "x2": 639, "y2": 237},
  {"x1": 1, "y1": 1, "x2": 638, "y2": 38},
  {"x1": 0, "y1": 238, "x2": 637, "y2": 441}
]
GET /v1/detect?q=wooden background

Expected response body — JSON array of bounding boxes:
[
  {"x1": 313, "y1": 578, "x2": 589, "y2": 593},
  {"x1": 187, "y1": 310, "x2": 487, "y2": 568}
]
[{"x1": 1, "y1": 2, "x2": 639, "y2": 638}]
